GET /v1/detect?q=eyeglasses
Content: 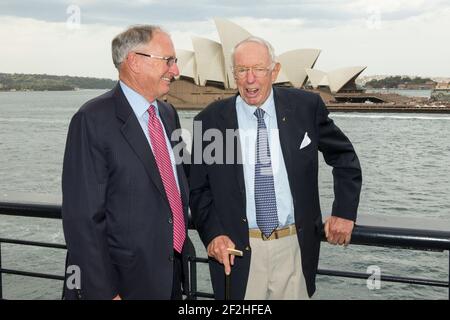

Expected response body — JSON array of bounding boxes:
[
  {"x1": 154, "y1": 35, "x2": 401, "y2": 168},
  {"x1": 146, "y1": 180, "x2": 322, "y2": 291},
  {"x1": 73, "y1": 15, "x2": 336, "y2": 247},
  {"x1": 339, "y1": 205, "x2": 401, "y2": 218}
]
[
  {"x1": 233, "y1": 64, "x2": 274, "y2": 79},
  {"x1": 134, "y1": 52, "x2": 178, "y2": 67}
]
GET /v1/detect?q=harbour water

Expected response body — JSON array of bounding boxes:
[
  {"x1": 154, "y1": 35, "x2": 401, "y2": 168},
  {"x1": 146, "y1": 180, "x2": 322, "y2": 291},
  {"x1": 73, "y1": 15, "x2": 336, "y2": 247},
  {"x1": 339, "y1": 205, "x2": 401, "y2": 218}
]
[{"x1": 0, "y1": 89, "x2": 449, "y2": 299}]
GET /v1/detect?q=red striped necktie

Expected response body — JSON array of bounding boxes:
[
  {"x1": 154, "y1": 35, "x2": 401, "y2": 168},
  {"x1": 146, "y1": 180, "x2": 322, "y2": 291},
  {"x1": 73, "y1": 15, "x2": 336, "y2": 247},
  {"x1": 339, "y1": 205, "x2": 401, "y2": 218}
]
[{"x1": 147, "y1": 104, "x2": 185, "y2": 253}]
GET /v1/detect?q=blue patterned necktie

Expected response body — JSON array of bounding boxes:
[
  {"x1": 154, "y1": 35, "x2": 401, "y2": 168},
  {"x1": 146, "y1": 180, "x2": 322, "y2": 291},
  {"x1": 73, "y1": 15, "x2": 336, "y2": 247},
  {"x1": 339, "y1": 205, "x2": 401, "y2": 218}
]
[{"x1": 254, "y1": 108, "x2": 279, "y2": 238}]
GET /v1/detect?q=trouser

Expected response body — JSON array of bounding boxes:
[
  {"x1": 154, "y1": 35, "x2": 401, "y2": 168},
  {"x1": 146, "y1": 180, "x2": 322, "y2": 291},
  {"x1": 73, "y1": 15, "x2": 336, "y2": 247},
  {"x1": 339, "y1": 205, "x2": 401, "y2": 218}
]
[{"x1": 244, "y1": 233, "x2": 309, "y2": 300}]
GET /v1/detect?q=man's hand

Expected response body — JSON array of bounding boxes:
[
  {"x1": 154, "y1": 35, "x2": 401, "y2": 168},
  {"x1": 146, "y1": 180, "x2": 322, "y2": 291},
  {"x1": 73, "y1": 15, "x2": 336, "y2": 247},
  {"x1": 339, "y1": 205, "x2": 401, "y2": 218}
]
[
  {"x1": 207, "y1": 235, "x2": 236, "y2": 275},
  {"x1": 324, "y1": 216, "x2": 354, "y2": 246}
]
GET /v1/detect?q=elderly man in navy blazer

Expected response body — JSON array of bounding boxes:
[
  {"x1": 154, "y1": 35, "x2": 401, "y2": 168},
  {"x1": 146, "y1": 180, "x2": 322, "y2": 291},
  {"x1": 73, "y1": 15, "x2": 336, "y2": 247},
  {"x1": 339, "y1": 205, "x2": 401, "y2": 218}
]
[
  {"x1": 190, "y1": 36, "x2": 362, "y2": 299},
  {"x1": 62, "y1": 25, "x2": 189, "y2": 299}
]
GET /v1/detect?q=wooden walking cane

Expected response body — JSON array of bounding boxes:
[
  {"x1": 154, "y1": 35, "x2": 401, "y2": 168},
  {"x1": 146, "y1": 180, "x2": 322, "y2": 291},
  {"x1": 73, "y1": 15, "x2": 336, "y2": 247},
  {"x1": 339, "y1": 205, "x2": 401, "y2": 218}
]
[{"x1": 225, "y1": 248, "x2": 243, "y2": 300}]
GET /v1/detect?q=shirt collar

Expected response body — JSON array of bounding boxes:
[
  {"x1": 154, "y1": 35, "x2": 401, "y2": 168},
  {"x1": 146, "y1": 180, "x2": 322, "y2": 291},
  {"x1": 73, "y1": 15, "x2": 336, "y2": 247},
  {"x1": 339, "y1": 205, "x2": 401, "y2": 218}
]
[
  {"x1": 237, "y1": 88, "x2": 275, "y2": 120},
  {"x1": 119, "y1": 80, "x2": 159, "y2": 118}
]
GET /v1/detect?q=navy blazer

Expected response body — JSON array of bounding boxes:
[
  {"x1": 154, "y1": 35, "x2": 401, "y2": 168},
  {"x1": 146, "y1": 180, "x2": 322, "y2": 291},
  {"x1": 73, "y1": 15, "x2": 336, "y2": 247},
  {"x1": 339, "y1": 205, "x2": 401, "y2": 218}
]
[
  {"x1": 62, "y1": 84, "x2": 190, "y2": 299},
  {"x1": 190, "y1": 86, "x2": 362, "y2": 299}
]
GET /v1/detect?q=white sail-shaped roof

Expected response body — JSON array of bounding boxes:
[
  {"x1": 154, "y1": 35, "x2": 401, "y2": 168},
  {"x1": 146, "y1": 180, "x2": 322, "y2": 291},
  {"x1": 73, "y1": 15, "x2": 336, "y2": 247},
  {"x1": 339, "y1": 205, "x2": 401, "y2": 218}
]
[
  {"x1": 275, "y1": 69, "x2": 290, "y2": 84},
  {"x1": 327, "y1": 66, "x2": 366, "y2": 93},
  {"x1": 306, "y1": 66, "x2": 366, "y2": 93},
  {"x1": 214, "y1": 18, "x2": 252, "y2": 89},
  {"x1": 172, "y1": 18, "x2": 371, "y2": 94},
  {"x1": 276, "y1": 49, "x2": 321, "y2": 87},
  {"x1": 176, "y1": 49, "x2": 198, "y2": 84},
  {"x1": 305, "y1": 68, "x2": 328, "y2": 88},
  {"x1": 192, "y1": 36, "x2": 226, "y2": 86}
]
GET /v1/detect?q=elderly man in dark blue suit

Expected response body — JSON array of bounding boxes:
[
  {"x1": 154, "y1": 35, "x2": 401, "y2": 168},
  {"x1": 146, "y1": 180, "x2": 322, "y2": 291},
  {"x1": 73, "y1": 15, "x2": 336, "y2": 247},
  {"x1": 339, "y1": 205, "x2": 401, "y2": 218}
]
[
  {"x1": 190, "y1": 36, "x2": 362, "y2": 299},
  {"x1": 62, "y1": 25, "x2": 189, "y2": 299}
]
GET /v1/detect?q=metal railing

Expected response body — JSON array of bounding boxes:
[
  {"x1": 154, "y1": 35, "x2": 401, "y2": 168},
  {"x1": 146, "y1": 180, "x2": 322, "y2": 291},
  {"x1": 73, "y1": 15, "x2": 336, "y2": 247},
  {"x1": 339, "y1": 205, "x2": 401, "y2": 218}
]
[{"x1": 1, "y1": 201, "x2": 449, "y2": 300}]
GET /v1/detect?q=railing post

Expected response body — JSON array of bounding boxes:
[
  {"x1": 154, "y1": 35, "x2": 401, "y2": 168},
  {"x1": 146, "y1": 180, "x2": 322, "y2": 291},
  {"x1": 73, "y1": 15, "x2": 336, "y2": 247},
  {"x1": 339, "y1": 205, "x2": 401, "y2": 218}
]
[
  {"x1": 188, "y1": 256, "x2": 197, "y2": 300},
  {"x1": 184, "y1": 237, "x2": 197, "y2": 300},
  {"x1": 0, "y1": 242, "x2": 3, "y2": 299}
]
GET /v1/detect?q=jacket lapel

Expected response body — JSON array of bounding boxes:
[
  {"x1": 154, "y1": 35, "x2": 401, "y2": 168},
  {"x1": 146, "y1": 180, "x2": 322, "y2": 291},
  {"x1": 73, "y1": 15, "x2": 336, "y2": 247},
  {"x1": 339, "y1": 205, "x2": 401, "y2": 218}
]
[
  {"x1": 113, "y1": 85, "x2": 167, "y2": 201},
  {"x1": 157, "y1": 100, "x2": 176, "y2": 147},
  {"x1": 219, "y1": 96, "x2": 246, "y2": 203},
  {"x1": 273, "y1": 87, "x2": 303, "y2": 199}
]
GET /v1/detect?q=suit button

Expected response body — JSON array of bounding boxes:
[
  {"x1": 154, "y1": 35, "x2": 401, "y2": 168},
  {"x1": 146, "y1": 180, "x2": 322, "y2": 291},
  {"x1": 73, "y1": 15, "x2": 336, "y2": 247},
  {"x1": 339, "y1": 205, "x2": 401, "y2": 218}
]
[
  {"x1": 168, "y1": 218, "x2": 173, "y2": 224},
  {"x1": 241, "y1": 188, "x2": 245, "y2": 194},
  {"x1": 245, "y1": 246, "x2": 251, "y2": 251},
  {"x1": 242, "y1": 218, "x2": 247, "y2": 222},
  {"x1": 169, "y1": 255, "x2": 174, "y2": 262}
]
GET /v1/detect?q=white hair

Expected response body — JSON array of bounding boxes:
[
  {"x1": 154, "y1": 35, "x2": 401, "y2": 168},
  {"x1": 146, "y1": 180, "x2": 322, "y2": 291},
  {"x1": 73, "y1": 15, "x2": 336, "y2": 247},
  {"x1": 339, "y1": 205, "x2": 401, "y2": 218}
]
[
  {"x1": 231, "y1": 36, "x2": 276, "y2": 67},
  {"x1": 111, "y1": 25, "x2": 166, "y2": 69}
]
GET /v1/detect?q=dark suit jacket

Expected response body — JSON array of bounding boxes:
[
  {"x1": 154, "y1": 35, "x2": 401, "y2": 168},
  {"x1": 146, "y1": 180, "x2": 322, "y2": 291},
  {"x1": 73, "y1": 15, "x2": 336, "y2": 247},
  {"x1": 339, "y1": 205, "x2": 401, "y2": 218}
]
[
  {"x1": 189, "y1": 86, "x2": 362, "y2": 299},
  {"x1": 62, "y1": 84, "x2": 190, "y2": 299}
]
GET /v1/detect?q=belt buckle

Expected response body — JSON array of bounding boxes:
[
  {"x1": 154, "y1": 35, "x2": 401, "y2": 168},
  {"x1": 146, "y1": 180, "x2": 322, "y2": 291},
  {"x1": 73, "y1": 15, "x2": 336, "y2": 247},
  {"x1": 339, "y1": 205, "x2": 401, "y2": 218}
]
[{"x1": 261, "y1": 230, "x2": 279, "y2": 241}]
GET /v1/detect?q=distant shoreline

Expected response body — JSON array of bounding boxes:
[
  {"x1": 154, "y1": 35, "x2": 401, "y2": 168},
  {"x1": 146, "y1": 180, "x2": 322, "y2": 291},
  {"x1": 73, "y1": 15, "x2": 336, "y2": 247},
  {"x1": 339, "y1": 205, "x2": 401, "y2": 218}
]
[
  {"x1": 0, "y1": 72, "x2": 116, "y2": 91},
  {"x1": 2, "y1": 87, "x2": 448, "y2": 113},
  {"x1": 175, "y1": 103, "x2": 450, "y2": 113}
]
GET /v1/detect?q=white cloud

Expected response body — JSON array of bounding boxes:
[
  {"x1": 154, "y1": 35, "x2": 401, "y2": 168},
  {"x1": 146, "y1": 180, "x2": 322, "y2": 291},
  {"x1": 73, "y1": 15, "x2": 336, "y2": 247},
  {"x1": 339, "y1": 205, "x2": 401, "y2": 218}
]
[
  {"x1": 1, "y1": 2, "x2": 449, "y2": 79},
  {"x1": 0, "y1": 16, "x2": 121, "y2": 79},
  {"x1": 178, "y1": 9, "x2": 449, "y2": 77},
  {"x1": 169, "y1": 19, "x2": 219, "y2": 51},
  {"x1": 345, "y1": 0, "x2": 426, "y2": 13}
]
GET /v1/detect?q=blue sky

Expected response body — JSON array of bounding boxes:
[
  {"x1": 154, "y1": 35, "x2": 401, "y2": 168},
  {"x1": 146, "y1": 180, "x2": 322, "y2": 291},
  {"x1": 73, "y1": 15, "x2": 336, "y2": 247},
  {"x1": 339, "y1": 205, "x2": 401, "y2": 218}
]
[{"x1": 0, "y1": 0, "x2": 449, "y2": 79}]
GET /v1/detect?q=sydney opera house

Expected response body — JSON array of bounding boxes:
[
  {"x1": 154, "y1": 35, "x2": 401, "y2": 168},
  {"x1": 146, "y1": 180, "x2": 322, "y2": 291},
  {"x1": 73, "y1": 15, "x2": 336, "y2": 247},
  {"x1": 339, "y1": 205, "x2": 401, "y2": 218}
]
[{"x1": 167, "y1": 18, "x2": 368, "y2": 107}]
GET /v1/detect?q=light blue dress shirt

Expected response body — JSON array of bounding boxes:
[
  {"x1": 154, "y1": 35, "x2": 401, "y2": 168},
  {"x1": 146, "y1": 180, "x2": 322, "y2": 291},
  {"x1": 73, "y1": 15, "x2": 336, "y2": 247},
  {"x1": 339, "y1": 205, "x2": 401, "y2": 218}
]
[
  {"x1": 236, "y1": 89, "x2": 295, "y2": 229},
  {"x1": 119, "y1": 81, "x2": 180, "y2": 191}
]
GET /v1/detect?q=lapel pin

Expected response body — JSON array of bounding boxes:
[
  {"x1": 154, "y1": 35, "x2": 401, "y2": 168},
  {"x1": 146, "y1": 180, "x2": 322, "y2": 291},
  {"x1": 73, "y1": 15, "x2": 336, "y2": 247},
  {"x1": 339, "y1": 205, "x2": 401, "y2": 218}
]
[{"x1": 282, "y1": 117, "x2": 287, "y2": 122}]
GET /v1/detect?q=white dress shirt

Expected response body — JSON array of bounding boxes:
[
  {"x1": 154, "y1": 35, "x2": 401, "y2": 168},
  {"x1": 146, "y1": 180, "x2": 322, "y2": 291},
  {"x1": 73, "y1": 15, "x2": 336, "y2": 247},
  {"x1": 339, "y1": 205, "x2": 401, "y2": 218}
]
[
  {"x1": 120, "y1": 81, "x2": 180, "y2": 191},
  {"x1": 236, "y1": 89, "x2": 295, "y2": 229}
]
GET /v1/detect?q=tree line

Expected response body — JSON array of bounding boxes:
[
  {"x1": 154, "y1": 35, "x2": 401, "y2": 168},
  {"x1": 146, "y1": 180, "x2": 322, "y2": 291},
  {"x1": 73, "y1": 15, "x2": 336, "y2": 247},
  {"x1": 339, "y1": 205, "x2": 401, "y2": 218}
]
[
  {"x1": 365, "y1": 76, "x2": 435, "y2": 89},
  {"x1": 0, "y1": 73, "x2": 116, "y2": 91}
]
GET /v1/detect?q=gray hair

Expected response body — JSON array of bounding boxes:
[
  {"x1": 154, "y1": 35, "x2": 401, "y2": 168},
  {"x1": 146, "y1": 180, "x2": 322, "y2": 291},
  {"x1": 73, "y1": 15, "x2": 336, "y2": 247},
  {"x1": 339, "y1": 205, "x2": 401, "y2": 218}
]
[
  {"x1": 111, "y1": 25, "x2": 164, "y2": 69},
  {"x1": 231, "y1": 36, "x2": 276, "y2": 67}
]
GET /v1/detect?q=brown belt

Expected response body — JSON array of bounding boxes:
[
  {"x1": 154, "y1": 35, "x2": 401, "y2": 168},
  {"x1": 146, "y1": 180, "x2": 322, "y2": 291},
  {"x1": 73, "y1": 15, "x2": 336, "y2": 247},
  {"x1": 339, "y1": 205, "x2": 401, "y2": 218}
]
[{"x1": 249, "y1": 224, "x2": 297, "y2": 241}]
